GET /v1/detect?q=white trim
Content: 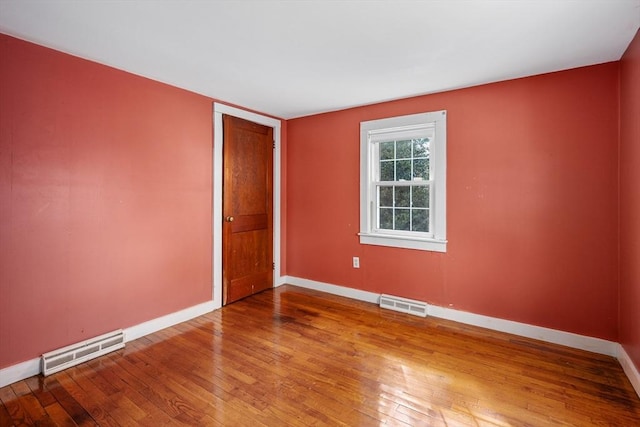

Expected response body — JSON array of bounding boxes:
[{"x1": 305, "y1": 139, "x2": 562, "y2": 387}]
[
  {"x1": 213, "y1": 109, "x2": 224, "y2": 310},
  {"x1": 0, "y1": 299, "x2": 215, "y2": 387},
  {"x1": 618, "y1": 344, "x2": 640, "y2": 399},
  {"x1": 0, "y1": 358, "x2": 40, "y2": 388},
  {"x1": 359, "y1": 233, "x2": 447, "y2": 252},
  {"x1": 426, "y1": 304, "x2": 618, "y2": 357},
  {"x1": 124, "y1": 300, "x2": 215, "y2": 342},
  {"x1": 283, "y1": 276, "x2": 618, "y2": 356},
  {"x1": 213, "y1": 103, "x2": 282, "y2": 307},
  {"x1": 282, "y1": 276, "x2": 379, "y2": 304}
]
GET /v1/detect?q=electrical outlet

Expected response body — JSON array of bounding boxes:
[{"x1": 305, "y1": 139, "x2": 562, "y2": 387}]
[{"x1": 353, "y1": 257, "x2": 360, "y2": 268}]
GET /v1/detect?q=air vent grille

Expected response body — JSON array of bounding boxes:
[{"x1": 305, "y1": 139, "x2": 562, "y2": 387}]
[
  {"x1": 379, "y1": 294, "x2": 428, "y2": 317},
  {"x1": 41, "y1": 330, "x2": 125, "y2": 376}
]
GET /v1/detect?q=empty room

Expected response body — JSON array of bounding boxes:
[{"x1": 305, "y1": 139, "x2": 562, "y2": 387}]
[{"x1": 1, "y1": 0, "x2": 640, "y2": 425}]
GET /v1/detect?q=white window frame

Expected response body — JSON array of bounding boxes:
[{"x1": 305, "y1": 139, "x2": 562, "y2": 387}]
[{"x1": 359, "y1": 111, "x2": 447, "y2": 252}]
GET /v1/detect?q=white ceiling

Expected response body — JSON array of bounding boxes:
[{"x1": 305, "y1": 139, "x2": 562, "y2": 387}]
[{"x1": 1, "y1": 1, "x2": 639, "y2": 119}]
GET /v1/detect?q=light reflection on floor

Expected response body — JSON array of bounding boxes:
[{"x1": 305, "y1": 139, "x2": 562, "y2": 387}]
[{"x1": 372, "y1": 353, "x2": 514, "y2": 426}]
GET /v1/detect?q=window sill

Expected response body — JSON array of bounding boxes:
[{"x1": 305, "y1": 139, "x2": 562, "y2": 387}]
[{"x1": 359, "y1": 233, "x2": 447, "y2": 253}]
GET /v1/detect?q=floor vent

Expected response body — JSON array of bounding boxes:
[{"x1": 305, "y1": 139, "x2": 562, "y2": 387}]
[
  {"x1": 41, "y1": 329, "x2": 125, "y2": 376},
  {"x1": 379, "y1": 294, "x2": 428, "y2": 317}
]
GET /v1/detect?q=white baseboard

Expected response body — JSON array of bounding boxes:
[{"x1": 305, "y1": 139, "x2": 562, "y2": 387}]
[
  {"x1": 275, "y1": 275, "x2": 288, "y2": 287},
  {"x1": 618, "y1": 344, "x2": 640, "y2": 399},
  {"x1": 0, "y1": 358, "x2": 41, "y2": 388},
  {"x1": 124, "y1": 300, "x2": 216, "y2": 342},
  {"x1": 284, "y1": 276, "x2": 618, "y2": 357},
  {"x1": 427, "y1": 304, "x2": 618, "y2": 357},
  {"x1": 0, "y1": 299, "x2": 216, "y2": 388},
  {"x1": 283, "y1": 276, "x2": 379, "y2": 304}
]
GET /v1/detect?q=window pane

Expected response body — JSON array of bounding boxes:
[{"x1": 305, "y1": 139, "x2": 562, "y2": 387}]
[
  {"x1": 396, "y1": 160, "x2": 411, "y2": 181},
  {"x1": 396, "y1": 140, "x2": 411, "y2": 158},
  {"x1": 412, "y1": 186, "x2": 429, "y2": 208},
  {"x1": 413, "y1": 138, "x2": 429, "y2": 157},
  {"x1": 379, "y1": 208, "x2": 393, "y2": 229},
  {"x1": 380, "y1": 161, "x2": 394, "y2": 181},
  {"x1": 395, "y1": 209, "x2": 410, "y2": 231},
  {"x1": 380, "y1": 141, "x2": 394, "y2": 160},
  {"x1": 395, "y1": 186, "x2": 410, "y2": 207},
  {"x1": 413, "y1": 158, "x2": 428, "y2": 180},
  {"x1": 412, "y1": 209, "x2": 429, "y2": 232},
  {"x1": 379, "y1": 186, "x2": 393, "y2": 207}
]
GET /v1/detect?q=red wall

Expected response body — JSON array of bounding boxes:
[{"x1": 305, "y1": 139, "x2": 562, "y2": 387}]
[
  {"x1": 0, "y1": 34, "x2": 213, "y2": 368},
  {"x1": 620, "y1": 30, "x2": 640, "y2": 370},
  {"x1": 1, "y1": 30, "x2": 631, "y2": 372},
  {"x1": 286, "y1": 63, "x2": 620, "y2": 341}
]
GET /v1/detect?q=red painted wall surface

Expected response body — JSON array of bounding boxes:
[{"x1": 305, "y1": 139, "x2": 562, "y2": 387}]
[
  {"x1": 0, "y1": 34, "x2": 213, "y2": 368},
  {"x1": 620, "y1": 29, "x2": 640, "y2": 370},
  {"x1": 286, "y1": 63, "x2": 620, "y2": 340}
]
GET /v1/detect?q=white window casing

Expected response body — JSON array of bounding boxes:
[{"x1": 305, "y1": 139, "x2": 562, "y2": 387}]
[{"x1": 359, "y1": 111, "x2": 447, "y2": 252}]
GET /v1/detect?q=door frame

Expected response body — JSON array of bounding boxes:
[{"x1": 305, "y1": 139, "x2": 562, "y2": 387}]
[{"x1": 213, "y1": 102, "x2": 282, "y2": 309}]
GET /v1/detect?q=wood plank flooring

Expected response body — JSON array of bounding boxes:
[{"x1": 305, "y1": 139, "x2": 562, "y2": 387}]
[{"x1": 2, "y1": 285, "x2": 639, "y2": 426}]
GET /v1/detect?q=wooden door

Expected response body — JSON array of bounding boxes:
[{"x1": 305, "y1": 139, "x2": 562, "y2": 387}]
[{"x1": 222, "y1": 115, "x2": 273, "y2": 305}]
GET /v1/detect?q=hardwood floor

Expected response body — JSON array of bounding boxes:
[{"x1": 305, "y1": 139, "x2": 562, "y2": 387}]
[{"x1": 2, "y1": 285, "x2": 639, "y2": 426}]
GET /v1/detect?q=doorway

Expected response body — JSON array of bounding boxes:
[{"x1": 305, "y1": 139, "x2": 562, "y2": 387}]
[
  {"x1": 222, "y1": 115, "x2": 273, "y2": 304},
  {"x1": 212, "y1": 103, "x2": 282, "y2": 308}
]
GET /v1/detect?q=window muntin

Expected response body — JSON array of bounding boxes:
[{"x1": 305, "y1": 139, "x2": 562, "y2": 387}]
[
  {"x1": 374, "y1": 134, "x2": 433, "y2": 236},
  {"x1": 360, "y1": 111, "x2": 446, "y2": 252}
]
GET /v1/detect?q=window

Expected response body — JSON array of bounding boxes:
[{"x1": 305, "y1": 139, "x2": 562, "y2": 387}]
[{"x1": 360, "y1": 111, "x2": 447, "y2": 252}]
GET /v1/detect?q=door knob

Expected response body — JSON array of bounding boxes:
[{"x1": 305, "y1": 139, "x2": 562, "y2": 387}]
[{"x1": 225, "y1": 216, "x2": 234, "y2": 222}]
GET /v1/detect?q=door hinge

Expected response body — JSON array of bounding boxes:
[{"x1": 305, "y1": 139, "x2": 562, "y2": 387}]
[
  {"x1": 273, "y1": 141, "x2": 276, "y2": 149},
  {"x1": 272, "y1": 262, "x2": 275, "y2": 270}
]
